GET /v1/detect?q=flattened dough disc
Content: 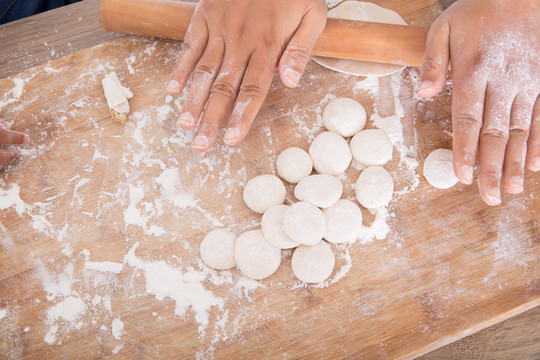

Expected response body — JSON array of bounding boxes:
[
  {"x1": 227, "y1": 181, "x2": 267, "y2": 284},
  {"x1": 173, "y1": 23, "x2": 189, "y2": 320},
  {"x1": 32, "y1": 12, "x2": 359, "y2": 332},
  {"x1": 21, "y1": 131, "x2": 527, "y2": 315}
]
[{"x1": 312, "y1": 1, "x2": 408, "y2": 76}]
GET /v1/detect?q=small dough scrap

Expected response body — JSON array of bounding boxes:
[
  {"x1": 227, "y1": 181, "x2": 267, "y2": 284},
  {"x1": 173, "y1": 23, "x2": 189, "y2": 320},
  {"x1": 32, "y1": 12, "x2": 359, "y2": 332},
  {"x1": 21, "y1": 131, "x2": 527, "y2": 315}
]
[
  {"x1": 243, "y1": 174, "x2": 286, "y2": 214},
  {"x1": 261, "y1": 205, "x2": 300, "y2": 249},
  {"x1": 355, "y1": 166, "x2": 394, "y2": 209},
  {"x1": 323, "y1": 199, "x2": 363, "y2": 244},
  {"x1": 322, "y1": 98, "x2": 367, "y2": 137},
  {"x1": 423, "y1": 149, "x2": 459, "y2": 189},
  {"x1": 350, "y1": 129, "x2": 393, "y2": 166},
  {"x1": 235, "y1": 229, "x2": 281, "y2": 280},
  {"x1": 294, "y1": 174, "x2": 343, "y2": 208},
  {"x1": 309, "y1": 131, "x2": 352, "y2": 175},
  {"x1": 276, "y1": 147, "x2": 313, "y2": 183},
  {"x1": 200, "y1": 229, "x2": 237, "y2": 270},
  {"x1": 292, "y1": 241, "x2": 335, "y2": 283},
  {"x1": 283, "y1": 202, "x2": 326, "y2": 245},
  {"x1": 101, "y1": 71, "x2": 133, "y2": 124}
]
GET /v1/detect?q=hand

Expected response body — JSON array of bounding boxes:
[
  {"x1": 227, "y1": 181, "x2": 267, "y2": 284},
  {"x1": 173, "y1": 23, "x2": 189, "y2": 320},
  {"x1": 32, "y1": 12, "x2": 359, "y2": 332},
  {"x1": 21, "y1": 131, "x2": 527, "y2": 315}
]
[
  {"x1": 418, "y1": 0, "x2": 540, "y2": 206},
  {"x1": 0, "y1": 121, "x2": 29, "y2": 166},
  {"x1": 167, "y1": 0, "x2": 327, "y2": 152}
]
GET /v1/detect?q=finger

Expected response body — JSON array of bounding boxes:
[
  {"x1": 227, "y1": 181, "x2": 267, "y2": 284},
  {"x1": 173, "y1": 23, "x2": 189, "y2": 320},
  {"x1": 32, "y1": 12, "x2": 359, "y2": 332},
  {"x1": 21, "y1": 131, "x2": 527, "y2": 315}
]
[
  {"x1": 477, "y1": 84, "x2": 513, "y2": 206},
  {"x1": 0, "y1": 127, "x2": 30, "y2": 145},
  {"x1": 224, "y1": 50, "x2": 277, "y2": 145},
  {"x1": 502, "y1": 93, "x2": 533, "y2": 194},
  {"x1": 167, "y1": 14, "x2": 208, "y2": 95},
  {"x1": 0, "y1": 147, "x2": 21, "y2": 165},
  {"x1": 177, "y1": 38, "x2": 225, "y2": 130},
  {"x1": 191, "y1": 48, "x2": 249, "y2": 152},
  {"x1": 278, "y1": 4, "x2": 327, "y2": 88},
  {"x1": 419, "y1": 16, "x2": 450, "y2": 98},
  {"x1": 525, "y1": 95, "x2": 540, "y2": 172},
  {"x1": 451, "y1": 69, "x2": 486, "y2": 186}
]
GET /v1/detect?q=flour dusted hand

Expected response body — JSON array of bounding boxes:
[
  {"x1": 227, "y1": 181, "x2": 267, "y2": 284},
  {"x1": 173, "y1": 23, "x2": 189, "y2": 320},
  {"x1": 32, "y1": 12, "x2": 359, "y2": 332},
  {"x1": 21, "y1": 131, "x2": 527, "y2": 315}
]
[
  {"x1": 419, "y1": 0, "x2": 540, "y2": 206},
  {"x1": 0, "y1": 121, "x2": 29, "y2": 166},
  {"x1": 168, "y1": 0, "x2": 327, "y2": 152}
]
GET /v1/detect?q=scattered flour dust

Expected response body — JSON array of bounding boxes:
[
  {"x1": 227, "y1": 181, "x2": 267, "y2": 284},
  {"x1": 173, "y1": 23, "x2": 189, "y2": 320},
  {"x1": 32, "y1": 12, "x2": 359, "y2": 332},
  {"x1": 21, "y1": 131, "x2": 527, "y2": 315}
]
[
  {"x1": 0, "y1": 33, "x2": 469, "y2": 358},
  {"x1": 111, "y1": 318, "x2": 124, "y2": 339},
  {"x1": 0, "y1": 66, "x2": 417, "y2": 357},
  {"x1": 84, "y1": 261, "x2": 124, "y2": 274},
  {"x1": 126, "y1": 243, "x2": 224, "y2": 332},
  {"x1": 0, "y1": 77, "x2": 26, "y2": 111}
]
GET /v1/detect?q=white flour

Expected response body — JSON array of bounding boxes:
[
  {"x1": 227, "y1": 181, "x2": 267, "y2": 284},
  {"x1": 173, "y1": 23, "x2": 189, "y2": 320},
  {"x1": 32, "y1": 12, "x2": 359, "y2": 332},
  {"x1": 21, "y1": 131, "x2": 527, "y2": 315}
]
[
  {"x1": 84, "y1": 261, "x2": 124, "y2": 274},
  {"x1": 0, "y1": 77, "x2": 26, "y2": 111},
  {"x1": 0, "y1": 32, "x2": 535, "y2": 359},
  {"x1": 0, "y1": 61, "x2": 413, "y2": 353},
  {"x1": 111, "y1": 318, "x2": 124, "y2": 339},
  {"x1": 126, "y1": 243, "x2": 224, "y2": 331}
]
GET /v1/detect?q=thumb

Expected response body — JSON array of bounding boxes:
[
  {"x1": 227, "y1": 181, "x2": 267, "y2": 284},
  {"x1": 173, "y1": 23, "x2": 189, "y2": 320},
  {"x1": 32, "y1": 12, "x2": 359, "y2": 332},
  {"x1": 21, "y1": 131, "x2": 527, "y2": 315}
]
[
  {"x1": 419, "y1": 16, "x2": 451, "y2": 98},
  {"x1": 279, "y1": 5, "x2": 327, "y2": 88}
]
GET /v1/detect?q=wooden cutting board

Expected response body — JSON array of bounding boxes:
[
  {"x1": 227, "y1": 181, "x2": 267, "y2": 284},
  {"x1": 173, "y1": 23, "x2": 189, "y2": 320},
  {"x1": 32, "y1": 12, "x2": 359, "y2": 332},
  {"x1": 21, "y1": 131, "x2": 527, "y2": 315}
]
[{"x1": 0, "y1": 1, "x2": 538, "y2": 359}]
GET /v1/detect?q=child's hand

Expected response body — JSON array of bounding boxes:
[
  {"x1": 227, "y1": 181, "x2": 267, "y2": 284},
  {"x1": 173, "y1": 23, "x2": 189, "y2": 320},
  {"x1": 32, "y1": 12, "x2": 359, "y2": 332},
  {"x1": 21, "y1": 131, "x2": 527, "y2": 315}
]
[
  {"x1": 0, "y1": 121, "x2": 29, "y2": 166},
  {"x1": 167, "y1": 0, "x2": 327, "y2": 152},
  {"x1": 419, "y1": 0, "x2": 540, "y2": 206}
]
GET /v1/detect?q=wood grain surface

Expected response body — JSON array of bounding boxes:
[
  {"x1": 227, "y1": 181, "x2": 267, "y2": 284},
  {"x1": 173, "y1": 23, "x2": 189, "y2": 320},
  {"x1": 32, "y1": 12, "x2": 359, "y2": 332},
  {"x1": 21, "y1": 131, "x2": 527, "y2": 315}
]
[{"x1": 0, "y1": 0, "x2": 538, "y2": 359}]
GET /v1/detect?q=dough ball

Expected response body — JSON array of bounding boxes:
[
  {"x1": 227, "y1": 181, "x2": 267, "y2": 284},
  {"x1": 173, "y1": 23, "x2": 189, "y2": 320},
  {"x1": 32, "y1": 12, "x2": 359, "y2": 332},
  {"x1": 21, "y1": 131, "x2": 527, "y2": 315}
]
[
  {"x1": 294, "y1": 174, "x2": 343, "y2": 208},
  {"x1": 308, "y1": 131, "x2": 352, "y2": 175},
  {"x1": 261, "y1": 205, "x2": 300, "y2": 249},
  {"x1": 291, "y1": 241, "x2": 335, "y2": 283},
  {"x1": 276, "y1": 147, "x2": 313, "y2": 183},
  {"x1": 350, "y1": 129, "x2": 393, "y2": 166},
  {"x1": 423, "y1": 149, "x2": 459, "y2": 189},
  {"x1": 322, "y1": 97, "x2": 367, "y2": 137},
  {"x1": 355, "y1": 166, "x2": 394, "y2": 209},
  {"x1": 323, "y1": 199, "x2": 363, "y2": 244},
  {"x1": 283, "y1": 202, "x2": 326, "y2": 245},
  {"x1": 243, "y1": 174, "x2": 286, "y2": 213},
  {"x1": 200, "y1": 229, "x2": 237, "y2": 270},
  {"x1": 234, "y1": 229, "x2": 281, "y2": 280}
]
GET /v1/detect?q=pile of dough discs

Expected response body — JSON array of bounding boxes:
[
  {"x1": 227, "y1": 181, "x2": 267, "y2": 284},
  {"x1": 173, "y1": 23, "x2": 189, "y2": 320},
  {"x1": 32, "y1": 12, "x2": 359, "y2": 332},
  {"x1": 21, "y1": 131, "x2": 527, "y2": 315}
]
[{"x1": 200, "y1": 97, "x2": 401, "y2": 284}]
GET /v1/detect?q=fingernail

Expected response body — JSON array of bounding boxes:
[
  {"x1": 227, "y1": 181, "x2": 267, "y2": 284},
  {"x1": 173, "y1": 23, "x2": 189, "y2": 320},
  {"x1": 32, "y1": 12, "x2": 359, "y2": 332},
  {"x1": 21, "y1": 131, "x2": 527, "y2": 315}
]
[
  {"x1": 509, "y1": 176, "x2": 523, "y2": 192},
  {"x1": 22, "y1": 134, "x2": 30, "y2": 145},
  {"x1": 283, "y1": 68, "x2": 301, "y2": 87},
  {"x1": 531, "y1": 157, "x2": 540, "y2": 172},
  {"x1": 460, "y1": 165, "x2": 473, "y2": 185},
  {"x1": 485, "y1": 189, "x2": 501, "y2": 206},
  {"x1": 178, "y1": 113, "x2": 194, "y2": 128},
  {"x1": 418, "y1": 80, "x2": 434, "y2": 97},
  {"x1": 191, "y1": 135, "x2": 208, "y2": 151},
  {"x1": 167, "y1": 80, "x2": 180, "y2": 93},
  {"x1": 223, "y1": 128, "x2": 240, "y2": 144}
]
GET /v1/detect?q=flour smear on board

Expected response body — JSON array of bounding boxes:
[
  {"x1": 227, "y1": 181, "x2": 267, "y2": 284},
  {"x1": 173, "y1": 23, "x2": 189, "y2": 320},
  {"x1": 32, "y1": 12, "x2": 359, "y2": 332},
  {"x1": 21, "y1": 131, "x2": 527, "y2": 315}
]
[{"x1": 1, "y1": 33, "x2": 522, "y2": 358}]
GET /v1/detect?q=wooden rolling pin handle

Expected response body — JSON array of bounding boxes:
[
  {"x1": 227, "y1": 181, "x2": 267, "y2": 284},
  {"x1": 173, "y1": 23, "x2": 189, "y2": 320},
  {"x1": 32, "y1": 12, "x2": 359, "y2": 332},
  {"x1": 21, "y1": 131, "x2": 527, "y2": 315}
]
[
  {"x1": 100, "y1": 0, "x2": 196, "y2": 40},
  {"x1": 99, "y1": 0, "x2": 428, "y2": 68}
]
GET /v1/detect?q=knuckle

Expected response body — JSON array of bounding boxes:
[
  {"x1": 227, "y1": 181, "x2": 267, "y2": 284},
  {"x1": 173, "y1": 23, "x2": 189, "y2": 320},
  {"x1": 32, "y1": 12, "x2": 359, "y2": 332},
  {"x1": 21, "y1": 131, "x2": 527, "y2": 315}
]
[
  {"x1": 181, "y1": 41, "x2": 198, "y2": 54},
  {"x1": 453, "y1": 113, "x2": 482, "y2": 133},
  {"x1": 284, "y1": 44, "x2": 311, "y2": 64},
  {"x1": 484, "y1": 168, "x2": 503, "y2": 181},
  {"x1": 481, "y1": 126, "x2": 509, "y2": 144},
  {"x1": 508, "y1": 127, "x2": 529, "y2": 141},
  {"x1": 239, "y1": 82, "x2": 265, "y2": 98},
  {"x1": 507, "y1": 158, "x2": 525, "y2": 171},
  {"x1": 211, "y1": 80, "x2": 237, "y2": 100},
  {"x1": 421, "y1": 55, "x2": 444, "y2": 73},
  {"x1": 194, "y1": 63, "x2": 218, "y2": 78}
]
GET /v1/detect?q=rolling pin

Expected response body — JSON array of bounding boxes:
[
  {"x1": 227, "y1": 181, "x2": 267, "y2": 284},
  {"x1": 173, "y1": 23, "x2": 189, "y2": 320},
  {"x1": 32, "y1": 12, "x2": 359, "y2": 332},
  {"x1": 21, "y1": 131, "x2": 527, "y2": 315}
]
[{"x1": 99, "y1": 0, "x2": 429, "y2": 67}]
